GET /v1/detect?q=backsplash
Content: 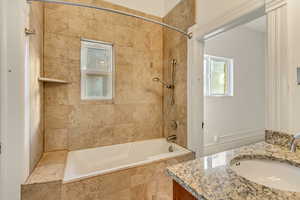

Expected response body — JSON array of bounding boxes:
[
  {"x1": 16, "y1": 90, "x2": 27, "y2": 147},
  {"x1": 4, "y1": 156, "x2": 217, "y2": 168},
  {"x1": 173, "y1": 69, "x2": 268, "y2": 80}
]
[{"x1": 265, "y1": 130, "x2": 294, "y2": 148}]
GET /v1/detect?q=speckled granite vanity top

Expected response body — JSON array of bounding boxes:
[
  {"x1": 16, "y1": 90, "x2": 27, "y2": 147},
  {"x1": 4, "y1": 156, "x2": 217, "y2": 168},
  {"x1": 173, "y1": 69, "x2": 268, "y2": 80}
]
[{"x1": 166, "y1": 142, "x2": 300, "y2": 200}]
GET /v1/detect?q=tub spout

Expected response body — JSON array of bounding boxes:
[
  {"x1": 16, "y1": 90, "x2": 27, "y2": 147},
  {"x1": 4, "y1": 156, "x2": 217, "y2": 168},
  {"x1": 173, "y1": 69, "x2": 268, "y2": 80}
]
[{"x1": 166, "y1": 135, "x2": 177, "y2": 143}]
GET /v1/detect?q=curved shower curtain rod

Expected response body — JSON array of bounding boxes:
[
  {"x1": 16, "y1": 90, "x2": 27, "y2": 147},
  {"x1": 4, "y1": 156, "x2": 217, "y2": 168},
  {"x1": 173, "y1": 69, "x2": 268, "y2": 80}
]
[{"x1": 27, "y1": 0, "x2": 193, "y2": 39}]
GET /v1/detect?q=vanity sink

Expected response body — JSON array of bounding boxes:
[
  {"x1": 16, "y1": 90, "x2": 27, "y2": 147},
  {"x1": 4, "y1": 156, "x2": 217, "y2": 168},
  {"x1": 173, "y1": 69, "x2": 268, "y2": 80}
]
[{"x1": 231, "y1": 159, "x2": 300, "y2": 192}]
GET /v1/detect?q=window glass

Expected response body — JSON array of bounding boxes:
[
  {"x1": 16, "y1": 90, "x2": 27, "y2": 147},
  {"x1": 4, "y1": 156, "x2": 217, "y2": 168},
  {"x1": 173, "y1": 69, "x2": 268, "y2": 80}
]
[
  {"x1": 204, "y1": 55, "x2": 233, "y2": 97},
  {"x1": 81, "y1": 39, "x2": 114, "y2": 100},
  {"x1": 210, "y1": 59, "x2": 227, "y2": 95},
  {"x1": 86, "y1": 47, "x2": 111, "y2": 71}
]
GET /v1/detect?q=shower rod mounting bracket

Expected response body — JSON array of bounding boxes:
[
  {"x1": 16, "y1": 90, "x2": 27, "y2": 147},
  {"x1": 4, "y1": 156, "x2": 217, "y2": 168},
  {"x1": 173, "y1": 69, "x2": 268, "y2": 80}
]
[
  {"x1": 25, "y1": 28, "x2": 36, "y2": 35},
  {"x1": 188, "y1": 32, "x2": 193, "y2": 39},
  {"x1": 27, "y1": 0, "x2": 193, "y2": 39}
]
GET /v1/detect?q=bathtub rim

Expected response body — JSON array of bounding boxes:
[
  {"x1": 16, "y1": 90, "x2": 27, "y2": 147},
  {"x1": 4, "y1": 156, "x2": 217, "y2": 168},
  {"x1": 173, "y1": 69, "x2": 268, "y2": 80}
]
[{"x1": 63, "y1": 138, "x2": 193, "y2": 184}]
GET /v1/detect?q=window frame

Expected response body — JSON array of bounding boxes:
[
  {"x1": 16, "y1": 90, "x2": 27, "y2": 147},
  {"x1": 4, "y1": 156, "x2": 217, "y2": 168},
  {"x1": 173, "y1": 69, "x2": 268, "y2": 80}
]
[
  {"x1": 204, "y1": 55, "x2": 234, "y2": 97},
  {"x1": 80, "y1": 38, "x2": 115, "y2": 101}
]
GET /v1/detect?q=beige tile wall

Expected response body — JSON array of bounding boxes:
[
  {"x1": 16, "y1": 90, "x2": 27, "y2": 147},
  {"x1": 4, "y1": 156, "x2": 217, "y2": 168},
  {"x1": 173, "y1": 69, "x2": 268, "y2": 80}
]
[
  {"x1": 29, "y1": 2, "x2": 44, "y2": 172},
  {"x1": 25, "y1": 1, "x2": 196, "y2": 199},
  {"x1": 22, "y1": 181, "x2": 62, "y2": 200},
  {"x1": 44, "y1": 0, "x2": 164, "y2": 151},
  {"x1": 163, "y1": 0, "x2": 196, "y2": 147}
]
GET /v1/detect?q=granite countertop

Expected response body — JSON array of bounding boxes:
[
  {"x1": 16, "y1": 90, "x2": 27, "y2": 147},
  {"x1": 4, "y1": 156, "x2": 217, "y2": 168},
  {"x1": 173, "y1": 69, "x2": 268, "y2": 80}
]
[{"x1": 166, "y1": 142, "x2": 300, "y2": 200}]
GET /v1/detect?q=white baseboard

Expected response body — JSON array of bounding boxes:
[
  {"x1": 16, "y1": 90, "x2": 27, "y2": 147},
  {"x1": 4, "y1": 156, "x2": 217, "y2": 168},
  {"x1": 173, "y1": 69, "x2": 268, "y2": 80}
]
[{"x1": 204, "y1": 129, "x2": 265, "y2": 156}]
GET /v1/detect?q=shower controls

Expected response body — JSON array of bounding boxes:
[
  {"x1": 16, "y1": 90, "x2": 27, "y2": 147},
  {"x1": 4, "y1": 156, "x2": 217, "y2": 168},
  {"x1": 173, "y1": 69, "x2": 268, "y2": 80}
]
[{"x1": 170, "y1": 120, "x2": 179, "y2": 130}]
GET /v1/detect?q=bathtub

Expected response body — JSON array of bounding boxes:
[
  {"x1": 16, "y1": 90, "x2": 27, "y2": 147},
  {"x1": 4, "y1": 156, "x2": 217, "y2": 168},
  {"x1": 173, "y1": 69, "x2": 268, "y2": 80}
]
[{"x1": 64, "y1": 138, "x2": 192, "y2": 183}]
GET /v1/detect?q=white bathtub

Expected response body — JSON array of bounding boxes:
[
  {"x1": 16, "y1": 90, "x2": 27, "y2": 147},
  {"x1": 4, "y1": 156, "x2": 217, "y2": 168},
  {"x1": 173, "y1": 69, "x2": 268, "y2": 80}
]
[{"x1": 63, "y1": 138, "x2": 191, "y2": 183}]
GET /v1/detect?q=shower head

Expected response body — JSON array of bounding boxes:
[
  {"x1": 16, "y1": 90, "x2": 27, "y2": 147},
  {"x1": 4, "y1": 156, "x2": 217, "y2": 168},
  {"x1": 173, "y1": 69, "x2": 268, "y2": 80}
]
[
  {"x1": 152, "y1": 77, "x2": 174, "y2": 89},
  {"x1": 152, "y1": 77, "x2": 160, "y2": 82}
]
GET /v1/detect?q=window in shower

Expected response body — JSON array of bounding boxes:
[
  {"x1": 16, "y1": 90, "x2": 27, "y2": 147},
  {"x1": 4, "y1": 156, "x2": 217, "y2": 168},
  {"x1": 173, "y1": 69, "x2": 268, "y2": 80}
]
[
  {"x1": 204, "y1": 55, "x2": 233, "y2": 97},
  {"x1": 80, "y1": 39, "x2": 114, "y2": 100}
]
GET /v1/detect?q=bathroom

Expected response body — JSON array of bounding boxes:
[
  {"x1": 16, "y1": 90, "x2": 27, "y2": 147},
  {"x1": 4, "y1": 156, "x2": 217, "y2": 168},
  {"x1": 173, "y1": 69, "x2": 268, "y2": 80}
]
[{"x1": 2, "y1": 0, "x2": 300, "y2": 200}]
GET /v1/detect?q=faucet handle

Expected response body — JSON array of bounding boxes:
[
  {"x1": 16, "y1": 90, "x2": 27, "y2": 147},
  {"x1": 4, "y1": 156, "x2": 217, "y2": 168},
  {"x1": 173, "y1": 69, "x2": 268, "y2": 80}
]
[
  {"x1": 289, "y1": 132, "x2": 300, "y2": 152},
  {"x1": 170, "y1": 120, "x2": 178, "y2": 130}
]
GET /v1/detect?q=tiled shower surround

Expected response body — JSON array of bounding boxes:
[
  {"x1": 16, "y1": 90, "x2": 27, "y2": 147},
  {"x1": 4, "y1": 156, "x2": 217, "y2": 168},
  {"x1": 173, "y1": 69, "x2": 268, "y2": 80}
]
[
  {"x1": 43, "y1": 0, "x2": 195, "y2": 151},
  {"x1": 24, "y1": 0, "x2": 196, "y2": 199},
  {"x1": 44, "y1": 0, "x2": 164, "y2": 151},
  {"x1": 163, "y1": 0, "x2": 195, "y2": 147}
]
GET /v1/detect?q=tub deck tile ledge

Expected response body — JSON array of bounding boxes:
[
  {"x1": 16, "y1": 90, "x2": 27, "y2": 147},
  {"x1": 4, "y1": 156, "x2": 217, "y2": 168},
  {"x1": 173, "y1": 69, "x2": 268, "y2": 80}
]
[
  {"x1": 24, "y1": 150, "x2": 68, "y2": 185},
  {"x1": 21, "y1": 150, "x2": 67, "y2": 200}
]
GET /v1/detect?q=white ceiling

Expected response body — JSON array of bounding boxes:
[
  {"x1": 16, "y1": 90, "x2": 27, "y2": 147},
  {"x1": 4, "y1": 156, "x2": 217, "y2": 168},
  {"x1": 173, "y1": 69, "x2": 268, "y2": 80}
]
[
  {"x1": 103, "y1": 0, "x2": 181, "y2": 17},
  {"x1": 164, "y1": 0, "x2": 182, "y2": 16},
  {"x1": 243, "y1": 16, "x2": 267, "y2": 33}
]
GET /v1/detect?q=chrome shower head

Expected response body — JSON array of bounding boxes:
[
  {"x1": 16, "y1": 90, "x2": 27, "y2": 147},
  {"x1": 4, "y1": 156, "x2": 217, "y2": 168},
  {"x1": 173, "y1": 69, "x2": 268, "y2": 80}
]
[{"x1": 152, "y1": 77, "x2": 160, "y2": 82}]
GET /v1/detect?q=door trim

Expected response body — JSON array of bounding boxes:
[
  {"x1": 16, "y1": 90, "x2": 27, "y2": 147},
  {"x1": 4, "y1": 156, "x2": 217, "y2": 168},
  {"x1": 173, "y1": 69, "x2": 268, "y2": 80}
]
[
  {"x1": 187, "y1": 0, "x2": 266, "y2": 157},
  {"x1": 187, "y1": 25, "x2": 204, "y2": 157},
  {"x1": 0, "y1": 0, "x2": 31, "y2": 199}
]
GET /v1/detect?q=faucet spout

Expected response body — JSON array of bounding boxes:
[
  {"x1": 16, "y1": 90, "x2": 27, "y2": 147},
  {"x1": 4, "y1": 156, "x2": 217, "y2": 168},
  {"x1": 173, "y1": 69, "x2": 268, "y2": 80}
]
[
  {"x1": 166, "y1": 135, "x2": 177, "y2": 143},
  {"x1": 289, "y1": 132, "x2": 300, "y2": 152}
]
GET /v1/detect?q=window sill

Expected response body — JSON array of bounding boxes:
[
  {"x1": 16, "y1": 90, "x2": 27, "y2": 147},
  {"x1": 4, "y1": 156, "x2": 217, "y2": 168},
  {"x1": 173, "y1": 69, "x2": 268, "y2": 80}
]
[
  {"x1": 80, "y1": 99, "x2": 115, "y2": 105},
  {"x1": 205, "y1": 95, "x2": 233, "y2": 98},
  {"x1": 205, "y1": 95, "x2": 234, "y2": 102}
]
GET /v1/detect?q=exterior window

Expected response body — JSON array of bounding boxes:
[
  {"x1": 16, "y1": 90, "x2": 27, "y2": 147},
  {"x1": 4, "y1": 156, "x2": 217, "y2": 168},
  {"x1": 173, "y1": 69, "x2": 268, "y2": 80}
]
[
  {"x1": 204, "y1": 55, "x2": 233, "y2": 96},
  {"x1": 80, "y1": 39, "x2": 114, "y2": 100}
]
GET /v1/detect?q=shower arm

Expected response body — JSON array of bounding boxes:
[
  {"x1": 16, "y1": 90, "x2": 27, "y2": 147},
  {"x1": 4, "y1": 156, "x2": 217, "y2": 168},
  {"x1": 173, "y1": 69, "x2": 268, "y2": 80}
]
[
  {"x1": 158, "y1": 80, "x2": 175, "y2": 89},
  {"x1": 152, "y1": 78, "x2": 174, "y2": 89}
]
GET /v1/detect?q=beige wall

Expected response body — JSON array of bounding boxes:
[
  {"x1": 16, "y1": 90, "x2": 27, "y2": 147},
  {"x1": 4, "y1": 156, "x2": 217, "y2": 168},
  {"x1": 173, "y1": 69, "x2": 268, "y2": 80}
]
[
  {"x1": 29, "y1": 2, "x2": 44, "y2": 172},
  {"x1": 287, "y1": 0, "x2": 300, "y2": 134},
  {"x1": 44, "y1": 0, "x2": 164, "y2": 151},
  {"x1": 163, "y1": 0, "x2": 195, "y2": 147}
]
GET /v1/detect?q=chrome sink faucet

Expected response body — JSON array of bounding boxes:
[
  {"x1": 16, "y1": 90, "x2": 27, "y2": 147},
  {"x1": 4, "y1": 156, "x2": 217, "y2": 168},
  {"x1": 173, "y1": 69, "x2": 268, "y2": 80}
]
[{"x1": 289, "y1": 133, "x2": 300, "y2": 152}]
